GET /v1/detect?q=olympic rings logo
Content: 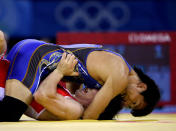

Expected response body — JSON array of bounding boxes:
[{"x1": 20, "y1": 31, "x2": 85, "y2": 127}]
[{"x1": 55, "y1": 1, "x2": 130, "y2": 31}]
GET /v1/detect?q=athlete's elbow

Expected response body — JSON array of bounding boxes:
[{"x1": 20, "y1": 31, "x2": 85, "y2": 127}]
[
  {"x1": 34, "y1": 89, "x2": 52, "y2": 104},
  {"x1": 65, "y1": 111, "x2": 82, "y2": 120},
  {"x1": 65, "y1": 104, "x2": 84, "y2": 120},
  {"x1": 64, "y1": 113, "x2": 80, "y2": 120},
  {"x1": 34, "y1": 87, "x2": 56, "y2": 104},
  {"x1": 34, "y1": 90, "x2": 44, "y2": 104}
]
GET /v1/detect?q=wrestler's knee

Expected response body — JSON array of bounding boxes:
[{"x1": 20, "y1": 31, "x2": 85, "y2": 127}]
[
  {"x1": 0, "y1": 30, "x2": 7, "y2": 54},
  {"x1": 5, "y1": 79, "x2": 32, "y2": 105}
]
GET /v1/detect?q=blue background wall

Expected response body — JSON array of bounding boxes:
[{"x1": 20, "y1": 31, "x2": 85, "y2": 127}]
[{"x1": 0, "y1": 0, "x2": 176, "y2": 37}]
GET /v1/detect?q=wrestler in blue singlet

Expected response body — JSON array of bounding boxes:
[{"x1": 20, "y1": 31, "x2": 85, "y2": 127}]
[
  {"x1": 6, "y1": 39, "x2": 131, "y2": 94},
  {"x1": 7, "y1": 39, "x2": 66, "y2": 94}
]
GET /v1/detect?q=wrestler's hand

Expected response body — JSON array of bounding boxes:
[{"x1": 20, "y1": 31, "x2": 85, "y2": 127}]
[{"x1": 56, "y1": 52, "x2": 79, "y2": 76}]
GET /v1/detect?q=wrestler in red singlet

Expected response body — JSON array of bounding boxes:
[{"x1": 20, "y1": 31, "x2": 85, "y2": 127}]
[
  {"x1": 28, "y1": 81, "x2": 78, "y2": 118},
  {"x1": 0, "y1": 53, "x2": 10, "y2": 100}
]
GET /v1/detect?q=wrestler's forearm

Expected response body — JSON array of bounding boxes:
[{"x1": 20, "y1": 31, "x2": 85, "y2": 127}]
[
  {"x1": 83, "y1": 77, "x2": 113, "y2": 119},
  {"x1": 35, "y1": 69, "x2": 63, "y2": 98}
]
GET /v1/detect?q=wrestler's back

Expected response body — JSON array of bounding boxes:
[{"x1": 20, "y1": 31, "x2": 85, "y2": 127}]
[{"x1": 86, "y1": 51, "x2": 130, "y2": 85}]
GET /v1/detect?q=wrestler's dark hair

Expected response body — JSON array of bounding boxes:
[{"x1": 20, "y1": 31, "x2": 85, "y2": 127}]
[
  {"x1": 98, "y1": 67, "x2": 160, "y2": 120},
  {"x1": 98, "y1": 95, "x2": 123, "y2": 120},
  {"x1": 131, "y1": 66, "x2": 160, "y2": 117}
]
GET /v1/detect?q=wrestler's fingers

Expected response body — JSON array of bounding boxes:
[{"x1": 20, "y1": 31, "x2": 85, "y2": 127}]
[
  {"x1": 65, "y1": 53, "x2": 72, "y2": 62},
  {"x1": 72, "y1": 59, "x2": 78, "y2": 69},
  {"x1": 70, "y1": 54, "x2": 76, "y2": 61},
  {"x1": 68, "y1": 55, "x2": 76, "y2": 65},
  {"x1": 71, "y1": 58, "x2": 78, "y2": 76},
  {"x1": 60, "y1": 52, "x2": 67, "y2": 63}
]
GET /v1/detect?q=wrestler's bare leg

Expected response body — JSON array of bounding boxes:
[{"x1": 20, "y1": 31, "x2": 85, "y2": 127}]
[
  {"x1": 0, "y1": 79, "x2": 32, "y2": 121},
  {"x1": 5, "y1": 79, "x2": 32, "y2": 105}
]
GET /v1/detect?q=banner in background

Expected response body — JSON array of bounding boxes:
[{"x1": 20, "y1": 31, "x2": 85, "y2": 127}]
[{"x1": 57, "y1": 32, "x2": 176, "y2": 105}]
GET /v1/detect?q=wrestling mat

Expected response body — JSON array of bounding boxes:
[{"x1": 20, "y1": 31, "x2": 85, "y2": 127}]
[{"x1": 0, "y1": 113, "x2": 176, "y2": 131}]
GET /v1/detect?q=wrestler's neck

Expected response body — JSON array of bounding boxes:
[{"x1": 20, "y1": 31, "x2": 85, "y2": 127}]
[
  {"x1": 127, "y1": 69, "x2": 140, "y2": 87},
  {"x1": 121, "y1": 71, "x2": 140, "y2": 96}
]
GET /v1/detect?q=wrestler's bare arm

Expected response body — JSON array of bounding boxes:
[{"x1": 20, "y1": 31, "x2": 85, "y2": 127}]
[
  {"x1": 34, "y1": 53, "x2": 84, "y2": 120},
  {"x1": 83, "y1": 51, "x2": 129, "y2": 119}
]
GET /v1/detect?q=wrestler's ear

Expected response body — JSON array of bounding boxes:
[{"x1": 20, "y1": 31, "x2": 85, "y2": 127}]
[{"x1": 137, "y1": 82, "x2": 147, "y2": 92}]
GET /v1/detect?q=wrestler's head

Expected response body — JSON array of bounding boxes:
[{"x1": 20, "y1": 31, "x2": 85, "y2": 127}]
[
  {"x1": 124, "y1": 66, "x2": 160, "y2": 116},
  {"x1": 75, "y1": 88, "x2": 98, "y2": 108}
]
